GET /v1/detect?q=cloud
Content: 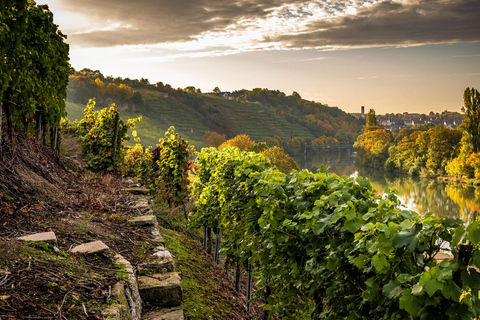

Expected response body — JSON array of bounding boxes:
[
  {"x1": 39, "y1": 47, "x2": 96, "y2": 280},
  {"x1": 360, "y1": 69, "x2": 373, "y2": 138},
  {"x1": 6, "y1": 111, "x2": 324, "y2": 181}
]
[
  {"x1": 272, "y1": 0, "x2": 480, "y2": 48},
  {"x1": 58, "y1": 0, "x2": 480, "y2": 52},
  {"x1": 61, "y1": 0, "x2": 305, "y2": 46}
]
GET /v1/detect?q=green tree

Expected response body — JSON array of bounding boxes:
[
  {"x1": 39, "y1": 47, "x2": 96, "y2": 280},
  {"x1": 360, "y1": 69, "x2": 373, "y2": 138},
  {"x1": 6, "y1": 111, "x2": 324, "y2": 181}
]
[
  {"x1": 366, "y1": 109, "x2": 378, "y2": 128},
  {"x1": 213, "y1": 87, "x2": 221, "y2": 94},
  {"x1": 461, "y1": 87, "x2": 480, "y2": 153}
]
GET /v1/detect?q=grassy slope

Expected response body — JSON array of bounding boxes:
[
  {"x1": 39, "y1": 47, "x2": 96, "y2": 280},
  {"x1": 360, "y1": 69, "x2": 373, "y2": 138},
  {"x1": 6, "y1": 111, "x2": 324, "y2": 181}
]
[{"x1": 65, "y1": 90, "x2": 315, "y2": 149}]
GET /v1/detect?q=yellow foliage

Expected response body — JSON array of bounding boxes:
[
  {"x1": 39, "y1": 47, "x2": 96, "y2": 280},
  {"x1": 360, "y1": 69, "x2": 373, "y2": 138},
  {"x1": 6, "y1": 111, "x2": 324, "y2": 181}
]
[
  {"x1": 261, "y1": 146, "x2": 299, "y2": 175},
  {"x1": 218, "y1": 134, "x2": 255, "y2": 151}
]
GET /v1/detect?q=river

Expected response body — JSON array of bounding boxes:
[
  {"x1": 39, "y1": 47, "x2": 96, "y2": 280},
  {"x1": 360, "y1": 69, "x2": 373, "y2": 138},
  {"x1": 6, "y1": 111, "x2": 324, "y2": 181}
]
[{"x1": 296, "y1": 148, "x2": 480, "y2": 222}]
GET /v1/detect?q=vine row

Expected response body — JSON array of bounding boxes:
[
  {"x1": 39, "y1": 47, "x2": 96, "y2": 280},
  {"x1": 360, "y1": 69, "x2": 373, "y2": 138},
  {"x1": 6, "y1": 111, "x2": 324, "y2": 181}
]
[{"x1": 190, "y1": 147, "x2": 480, "y2": 319}]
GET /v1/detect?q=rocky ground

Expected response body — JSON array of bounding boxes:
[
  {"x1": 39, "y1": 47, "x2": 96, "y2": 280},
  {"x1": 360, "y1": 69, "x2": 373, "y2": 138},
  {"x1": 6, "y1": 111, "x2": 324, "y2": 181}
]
[{"x1": 0, "y1": 136, "x2": 265, "y2": 319}]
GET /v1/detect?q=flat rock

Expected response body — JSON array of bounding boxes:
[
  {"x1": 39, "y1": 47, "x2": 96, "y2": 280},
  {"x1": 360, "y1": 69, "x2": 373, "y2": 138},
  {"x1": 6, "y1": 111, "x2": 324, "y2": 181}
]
[
  {"x1": 17, "y1": 231, "x2": 57, "y2": 243},
  {"x1": 138, "y1": 248, "x2": 175, "y2": 275},
  {"x1": 151, "y1": 227, "x2": 165, "y2": 245},
  {"x1": 134, "y1": 199, "x2": 150, "y2": 210},
  {"x1": 138, "y1": 272, "x2": 183, "y2": 307},
  {"x1": 113, "y1": 254, "x2": 142, "y2": 319},
  {"x1": 142, "y1": 307, "x2": 184, "y2": 320},
  {"x1": 101, "y1": 282, "x2": 131, "y2": 320},
  {"x1": 124, "y1": 187, "x2": 150, "y2": 195},
  {"x1": 70, "y1": 240, "x2": 109, "y2": 254},
  {"x1": 128, "y1": 215, "x2": 157, "y2": 226}
]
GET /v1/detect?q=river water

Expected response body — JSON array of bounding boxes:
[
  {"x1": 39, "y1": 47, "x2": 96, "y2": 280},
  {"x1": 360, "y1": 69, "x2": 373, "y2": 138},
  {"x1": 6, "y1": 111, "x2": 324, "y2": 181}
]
[{"x1": 296, "y1": 148, "x2": 480, "y2": 222}]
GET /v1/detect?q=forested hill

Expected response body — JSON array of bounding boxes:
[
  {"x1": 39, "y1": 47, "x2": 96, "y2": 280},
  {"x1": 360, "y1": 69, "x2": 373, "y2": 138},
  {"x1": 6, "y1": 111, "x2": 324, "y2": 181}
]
[{"x1": 66, "y1": 69, "x2": 363, "y2": 148}]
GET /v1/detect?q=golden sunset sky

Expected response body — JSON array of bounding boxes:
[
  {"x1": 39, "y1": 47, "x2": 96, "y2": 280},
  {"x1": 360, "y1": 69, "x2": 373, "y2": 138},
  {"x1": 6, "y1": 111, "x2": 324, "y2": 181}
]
[{"x1": 39, "y1": 0, "x2": 480, "y2": 114}]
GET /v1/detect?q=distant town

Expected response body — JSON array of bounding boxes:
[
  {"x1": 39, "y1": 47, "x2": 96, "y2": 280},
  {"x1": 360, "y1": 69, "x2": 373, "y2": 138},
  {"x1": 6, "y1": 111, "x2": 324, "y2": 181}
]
[{"x1": 352, "y1": 106, "x2": 463, "y2": 133}]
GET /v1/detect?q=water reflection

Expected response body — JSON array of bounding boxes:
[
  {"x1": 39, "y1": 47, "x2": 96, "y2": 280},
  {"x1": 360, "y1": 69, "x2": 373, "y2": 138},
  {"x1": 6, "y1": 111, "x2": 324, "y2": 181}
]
[{"x1": 296, "y1": 149, "x2": 480, "y2": 222}]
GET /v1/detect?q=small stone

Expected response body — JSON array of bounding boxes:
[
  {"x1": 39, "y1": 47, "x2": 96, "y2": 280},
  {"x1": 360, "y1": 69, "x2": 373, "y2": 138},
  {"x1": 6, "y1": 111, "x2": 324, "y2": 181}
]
[
  {"x1": 17, "y1": 231, "x2": 57, "y2": 243},
  {"x1": 128, "y1": 215, "x2": 157, "y2": 226},
  {"x1": 70, "y1": 240, "x2": 109, "y2": 254}
]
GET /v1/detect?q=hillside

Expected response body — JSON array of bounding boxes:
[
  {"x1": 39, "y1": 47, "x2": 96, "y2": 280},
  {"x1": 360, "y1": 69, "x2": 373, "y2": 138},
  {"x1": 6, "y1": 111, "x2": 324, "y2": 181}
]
[
  {"x1": 66, "y1": 69, "x2": 363, "y2": 149},
  {"x1": 0, "y1": 137, "x2": 264, "y2": 319}
]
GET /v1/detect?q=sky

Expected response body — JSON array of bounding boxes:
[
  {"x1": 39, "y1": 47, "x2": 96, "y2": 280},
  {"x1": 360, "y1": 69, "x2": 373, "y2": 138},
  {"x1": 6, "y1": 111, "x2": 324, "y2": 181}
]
[{"x1": 38, "y1": 0, "x2": 480, "y2": 114}]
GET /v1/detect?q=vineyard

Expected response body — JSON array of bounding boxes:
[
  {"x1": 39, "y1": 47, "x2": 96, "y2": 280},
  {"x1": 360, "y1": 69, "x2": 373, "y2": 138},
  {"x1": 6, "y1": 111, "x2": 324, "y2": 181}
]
[
  {"x1": 191, "y1": 147, "x2": 480, "y2": 319},
  {"x1": 0, "y1": 1, "x2": 71, "y2": 146}
]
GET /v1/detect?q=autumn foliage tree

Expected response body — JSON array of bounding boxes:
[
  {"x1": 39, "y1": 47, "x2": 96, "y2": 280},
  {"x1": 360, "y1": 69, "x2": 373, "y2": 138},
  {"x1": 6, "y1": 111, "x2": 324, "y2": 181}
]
[
  {"x1": 260, "y1": 146, "x2": 299, "y2": 174},
  {"x1": 445, "y1": 87, "x2": 480, "y2": 178},
  {"x1": 202, "y1": 130, "x2": 226, "y2": 148},
  {"x1": 218, "y1": 134, "x2": 255, "y2": 151},
  {"x1": 355, "y1": 111, "x2": 392, "y2": 169},
  {"x1": 461, "y1": 87, "x2": 480, "y2": 153}
]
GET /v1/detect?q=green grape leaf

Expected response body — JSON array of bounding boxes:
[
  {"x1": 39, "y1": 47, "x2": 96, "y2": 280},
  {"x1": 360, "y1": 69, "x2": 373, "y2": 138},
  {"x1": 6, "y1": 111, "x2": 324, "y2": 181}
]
[
  {"x1": 393, "y1": 228, "x2": 419, "y2": 252},
  {"x1": 399, "y1": 290, "x2": 421, "y2": 316},
  {"x1": 383, "y1": 279, "x2": 403, "y2": 299}
]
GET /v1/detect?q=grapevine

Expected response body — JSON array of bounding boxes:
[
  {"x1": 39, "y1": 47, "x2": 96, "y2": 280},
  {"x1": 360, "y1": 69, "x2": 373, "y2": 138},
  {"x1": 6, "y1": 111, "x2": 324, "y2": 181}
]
[{"x1": 191, "y1": 147, "x2": 480, "y2": 319}]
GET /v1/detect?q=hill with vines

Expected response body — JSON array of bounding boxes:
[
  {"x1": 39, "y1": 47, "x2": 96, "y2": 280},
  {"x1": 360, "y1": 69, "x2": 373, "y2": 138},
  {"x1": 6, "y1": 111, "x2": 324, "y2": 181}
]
[{"x1": 65, "y1": 69, "x2": 363, "y2": 149}]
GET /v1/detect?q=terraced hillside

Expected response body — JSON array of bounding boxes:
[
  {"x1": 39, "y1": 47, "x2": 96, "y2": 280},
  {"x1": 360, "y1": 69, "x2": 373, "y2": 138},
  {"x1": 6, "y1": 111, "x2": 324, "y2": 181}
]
[{"x1": 66, "y1": 69, "x2": 363, "y2": 148}]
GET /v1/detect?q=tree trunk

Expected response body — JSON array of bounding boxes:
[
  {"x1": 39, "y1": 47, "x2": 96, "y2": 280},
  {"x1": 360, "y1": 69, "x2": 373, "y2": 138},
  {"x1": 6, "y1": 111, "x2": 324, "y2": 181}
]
[{"x1": 235, "y1": 261, "x2": 241, "y2": 292}]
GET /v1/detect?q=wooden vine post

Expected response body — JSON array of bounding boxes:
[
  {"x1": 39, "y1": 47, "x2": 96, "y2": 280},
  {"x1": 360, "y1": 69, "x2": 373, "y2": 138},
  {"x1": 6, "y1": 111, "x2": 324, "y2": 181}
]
[
  {"x1": 246, "y1": 253, "x2": 253, "y2": 311},
  {"x1": 50, "y1": 127, "x2": 56, "y2": 150},
  {"x1": 0, "y1": 97, "x2": 2, "y2": 144},
  {"x1": 112, "y1": 113, "x2": 120, "y2": 155},
  {"x1": 214, "y1": 228, "x2": 221, "y2": 264}
]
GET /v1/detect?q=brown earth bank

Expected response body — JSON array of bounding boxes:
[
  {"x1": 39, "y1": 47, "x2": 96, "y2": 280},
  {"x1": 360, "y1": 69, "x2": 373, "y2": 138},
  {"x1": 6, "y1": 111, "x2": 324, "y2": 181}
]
[{"x1": 0, "y1": 135, "x2": 265, "y2": 319}]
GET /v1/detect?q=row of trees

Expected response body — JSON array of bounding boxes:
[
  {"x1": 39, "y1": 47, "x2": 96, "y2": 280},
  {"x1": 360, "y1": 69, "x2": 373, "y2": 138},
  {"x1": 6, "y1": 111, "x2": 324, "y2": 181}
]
[
  {"x1": 0, "y1": 1, "x2": 71, "y2": 144},
  {"x1": 191, "y1": 146, "x2": 480, "y2": 319},
  {"x1": 355, "y1": 88, "x2": 480, "y2": 178},
  {"x1": 68, "y1": 71, "x2": 144, "y2": 109}
]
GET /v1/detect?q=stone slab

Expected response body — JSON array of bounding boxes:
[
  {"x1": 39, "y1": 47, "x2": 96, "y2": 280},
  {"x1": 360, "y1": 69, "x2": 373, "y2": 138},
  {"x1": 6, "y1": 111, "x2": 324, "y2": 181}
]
[
  {"x1": 70, "y1": 240, "x2": 109, "y2": 254},
  {"x1": 142, "y1": 307, "x2": 184, "y2": 320},
  {"x1": 128, "y1": 215, "x2": 157, "y2": 226},
  {"x1": 114, "y1": 254, "x2": 142, "y2": 320},
  {"x1": 17, "y1": 231, "x2": 57, "y2": 243},
  {"x1": 134, "y1": 199, "x2": 150, "y2": 210},
  {"x1": 124, "y1": 187, "x2": 150, "y2": 195},
  {"x1": 151, "y1": 227, "x2": 165, "y2": 245},
  {"x1": 138, "y1": 248, "x2": 175, "y2": 275},
  {"x1": 101, "y1": 282, "x2": 131, "y2": 320},
  {"x1": 138, "y1": 272, "x2": 183, "y2": 307}
]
